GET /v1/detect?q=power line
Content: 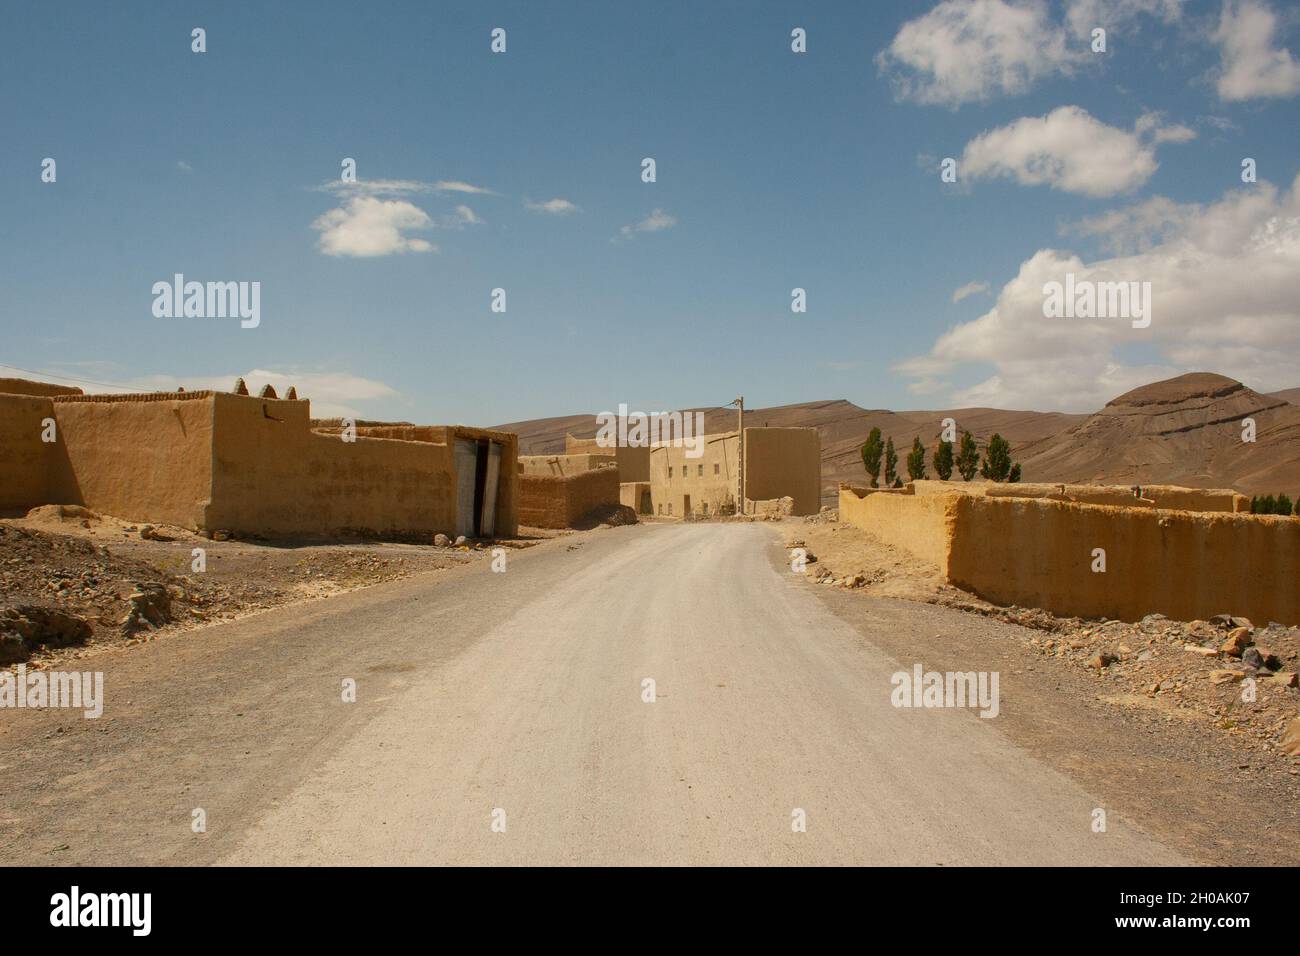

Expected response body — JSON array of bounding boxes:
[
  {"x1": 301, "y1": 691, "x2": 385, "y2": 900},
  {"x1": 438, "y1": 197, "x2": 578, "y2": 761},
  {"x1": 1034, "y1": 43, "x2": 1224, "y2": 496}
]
[{"x1": 0, "y1": 362, "x2": 138, "y2": 392}]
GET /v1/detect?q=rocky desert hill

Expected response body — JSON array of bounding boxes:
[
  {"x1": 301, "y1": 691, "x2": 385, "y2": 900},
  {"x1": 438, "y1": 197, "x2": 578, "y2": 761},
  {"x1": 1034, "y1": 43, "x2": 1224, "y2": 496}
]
[
  {"x1": 1017, "y1": 372, "x2": 1300, "y2": 494},
  {"x1": 497, "y1": 372, "x2": 1300, "y2": 499}
]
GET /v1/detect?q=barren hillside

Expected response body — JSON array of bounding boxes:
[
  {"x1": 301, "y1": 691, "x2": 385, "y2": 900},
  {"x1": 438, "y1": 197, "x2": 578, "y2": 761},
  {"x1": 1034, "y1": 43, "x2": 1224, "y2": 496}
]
[
  {"x1": 497, "y1": 399, "x2": 1084, "y2": 501},
  {"x1": 497, "y1": 372, "x2": 1300, "y2": 498},
  {"x1": 1017, "y1": 373, "x2": 1300, "y2": 494}
]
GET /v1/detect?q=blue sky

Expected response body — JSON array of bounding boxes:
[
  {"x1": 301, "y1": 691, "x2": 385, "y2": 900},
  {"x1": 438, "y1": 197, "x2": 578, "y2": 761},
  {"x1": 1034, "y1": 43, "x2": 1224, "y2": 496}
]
[{"x1": 2, "y1": 0, "x2": 1298, "y2": 422}]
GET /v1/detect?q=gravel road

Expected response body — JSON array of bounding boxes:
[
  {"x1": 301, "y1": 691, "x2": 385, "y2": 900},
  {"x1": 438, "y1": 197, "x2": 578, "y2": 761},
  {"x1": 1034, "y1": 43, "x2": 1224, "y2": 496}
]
[{"x1": 1, "y1": 522, "x2": 1185, "y2": 865}]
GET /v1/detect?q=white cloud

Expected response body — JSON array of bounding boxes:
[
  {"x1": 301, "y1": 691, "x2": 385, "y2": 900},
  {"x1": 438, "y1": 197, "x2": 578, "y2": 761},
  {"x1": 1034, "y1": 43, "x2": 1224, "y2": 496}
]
[
  {"x1": 895, "y1": 174, "x2": 1300, "y2": 410},
  {"x1": 1064, "y1": 195, "x2": 1198, "y2": 255},
  {"x1": 441, "y1": 204, "x2": 481, "y2": 228},
  {"x1": 1213, "y1": 0, "x2": 1300, "y2": 101},
  {"x1": 952, "y1": 280, "x2": 991, "y2": 303},
  {"x1": 877, "y1": 0, "x2": 1078, "y2": 107},
  {"x1": 433, "y1": 180, "x2": 496, "y2": 195},
  {"x1": 525, "y1": 198, "x2": 580, "y2": 215},
  {"x1": 311, "y1": 196, "x2": 436, "y2": 257},
  {"x1": 960, "y1": 106, "x2": 1192, "y2": 197},
  {"x1": 1064, "y1": 0, "x2": 1184, "y2": 38},
  {"x1": 313, "y1": 178, "x2": 498, "y2": 197},
  {"x1": 615, "y1": 208, "x2": 677, "y2": 242},
  {"x1": 1134, "y1": 111, "x2": 1196, "y2": 144},
  {"x1": 177, "y1": 161, "x2": 193, "y2": 173}
]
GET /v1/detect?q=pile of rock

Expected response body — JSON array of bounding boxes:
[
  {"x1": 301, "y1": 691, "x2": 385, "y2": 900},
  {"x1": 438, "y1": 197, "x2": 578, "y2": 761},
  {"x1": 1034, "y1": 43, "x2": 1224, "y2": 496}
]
[{"x1": 0, "y1": 606, "x2": 92, "y2": 664}]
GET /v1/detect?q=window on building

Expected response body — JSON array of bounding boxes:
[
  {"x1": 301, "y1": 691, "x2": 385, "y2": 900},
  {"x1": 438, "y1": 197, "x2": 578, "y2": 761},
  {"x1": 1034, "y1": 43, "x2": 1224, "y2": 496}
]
[
  {"x1": 668, "y1": 466, "x2": 673, "y2": 478},
  {"x1": 697, "y1": 464, "x2": 703, "y2": 476},
  {"x1": 713, "y1": 463, "x2": 719, "y2": 475}
]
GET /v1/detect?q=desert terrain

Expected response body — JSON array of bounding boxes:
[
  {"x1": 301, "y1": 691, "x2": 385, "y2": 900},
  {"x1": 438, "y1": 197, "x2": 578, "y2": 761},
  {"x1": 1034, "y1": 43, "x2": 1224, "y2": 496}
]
[{"x1": 498, "y1": 372, "x2": 1300, "y2": 501}]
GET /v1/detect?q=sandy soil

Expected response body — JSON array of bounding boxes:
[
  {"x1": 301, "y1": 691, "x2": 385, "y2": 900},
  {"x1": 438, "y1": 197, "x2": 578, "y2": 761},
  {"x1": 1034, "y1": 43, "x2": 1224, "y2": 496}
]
[
  {"x1": 787, "y1": 513, "x2": 1300, "y2": 794},
  {"x1": 0, "y1": 505, "x2": 568, "y2": 669}
]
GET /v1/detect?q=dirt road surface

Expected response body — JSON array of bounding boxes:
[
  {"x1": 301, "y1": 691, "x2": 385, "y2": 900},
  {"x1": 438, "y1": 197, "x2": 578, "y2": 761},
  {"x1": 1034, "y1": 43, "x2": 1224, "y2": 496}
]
[{"x1": 1, "y1": 523, "x2": 1195, "y2": 865}]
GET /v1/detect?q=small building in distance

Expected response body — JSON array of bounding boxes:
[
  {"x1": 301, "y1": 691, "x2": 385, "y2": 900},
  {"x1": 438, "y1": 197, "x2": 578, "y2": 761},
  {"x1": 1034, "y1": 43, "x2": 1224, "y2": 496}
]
[
  {"x1": 564, "y1": 433, "x2": 650, "y2": 483},
  {"x1": 650, "y1": 427, "x2": 820, "y2": 518}
]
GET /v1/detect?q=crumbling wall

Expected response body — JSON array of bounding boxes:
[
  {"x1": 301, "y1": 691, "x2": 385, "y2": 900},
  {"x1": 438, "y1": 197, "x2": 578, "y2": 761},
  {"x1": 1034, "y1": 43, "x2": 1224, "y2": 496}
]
[
  {"x1": 839, "y1": 482, "x2": 1300, "y2": 624},
  {"x1": 620, "y1": 481, "x2": 653, "y2": 514},
  {"x1": 564, "y1": 434, "x2": 651, "y2": 482},
  {"x1": 47, "y1": 392, "x2": 216, "y2": 529},
  {"x1": 838, "y1": 484, "x2": 955, "y2": 570},
  {"x1": 519, "y1": 467, "x2": 620, "y2": 529},
  {"x1": 312, "y1": 421, "x2": 518, "y2": 537},
  {"x1": 981, "y1": 482, "x2": 1246, "y2": 513},
  {"x1": 0, "y1": 378, "x2": 83, "y2": 398},
  {"x1": 910, "y1": 479, "x2": 1247, "y2": 513},
  {"x1": 948, "y1": 496, "x2": 1300, "y2": 625},
  {"x1": 519, "y1": 453, "x2": 612, "y2": 477},
  {"x1": 0, "y1": 394, "x2": 58, "y2": 512},
  {"x1": 3, "y1": 384, "x2": 518, "y2": 539},
  {"x1": 743, "y1": 426, "x2": 820, "y2": 516},
  {"x1": 208, "y1": 394, "x2": 456, "y2": 537}
]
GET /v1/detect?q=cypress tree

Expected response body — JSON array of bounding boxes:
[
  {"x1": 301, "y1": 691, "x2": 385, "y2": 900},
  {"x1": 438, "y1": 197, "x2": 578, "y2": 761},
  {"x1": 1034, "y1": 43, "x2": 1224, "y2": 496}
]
[
  {"x1": 860, "y1": 427, "x2": 883, "y2": 488},
  {"x1": 906, "y1": 436, "x2": 927, "y2": 481},
  {"x1": 956, "y1": 431, "x2": 979, "y2": 482},
  {"x1": 934, "y1": 438, "x2": 954, "y2": 480},
  {"x1": 980, "y1": 433, "x2": 1013, "y2": 482}
]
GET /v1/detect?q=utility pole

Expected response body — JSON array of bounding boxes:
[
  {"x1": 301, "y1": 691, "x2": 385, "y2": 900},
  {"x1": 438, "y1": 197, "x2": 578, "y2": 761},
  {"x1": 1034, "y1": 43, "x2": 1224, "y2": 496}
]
[{"x1": 732, "y1": 396, "x2": 744, "y2": 515}]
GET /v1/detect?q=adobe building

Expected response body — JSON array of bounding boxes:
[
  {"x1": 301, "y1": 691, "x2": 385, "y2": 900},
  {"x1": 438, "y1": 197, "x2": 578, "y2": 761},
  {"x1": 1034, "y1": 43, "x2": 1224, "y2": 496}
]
[
  {"x1": 564, "y1": 433, "x2": 650, "y2": 482},
  {"x1": 517, "y1": 453, "x2": 613, "y2": 478},
  {"x1": 838, "y1": 480, "x2": 1297, "y2": 625},
  {"x1": 518, "y1": 467, "x2": 622, "y2": 530},
  {"x1": 515, "y1": 434, "x2": 649, "y2": 526},
  {"x1": 0, "y1": 378, "x2": 517, "y2": 539},
  {"x1": 650, "y1": 427, "x2": 820, "y2": 517}
]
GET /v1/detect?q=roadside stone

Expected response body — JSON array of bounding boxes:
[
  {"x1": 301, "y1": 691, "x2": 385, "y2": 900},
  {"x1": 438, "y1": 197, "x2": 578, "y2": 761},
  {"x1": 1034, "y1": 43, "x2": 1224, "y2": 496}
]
[
  {"x1": 1220, "y1": 627, "x2": 1253, "y2": 657},
  {"x1": 1242, "y1": 647, "x2": 1265, "y2": 670},
  {"x1": 1211, "y1": 614, "x2": 1252, "y2": 630},
  {"x1": 1280, "y1": 718, "x2": 1300, "y2": 757},
  {"x1": 121, "y1": 582, "x2": 172, "y2": 635},
  {"x1": 1266, "y1": 671, "x2": 1298, "y2": 687},
  {"x1": 211, "y1": 530, "x2": 231, "y2": 542},
  {"x1": 1210, "y1": 669, "x2": 1245, "y2": 685},
  {"x1": 434, "y1": 533, "x2": 450, "y2": 547},
  {"x1": 454, "y1": 536, "x2": 467, "y2": 546},
  {"x1": 1088, "y1": 650, "x2": 1117, "y2": 669}
]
